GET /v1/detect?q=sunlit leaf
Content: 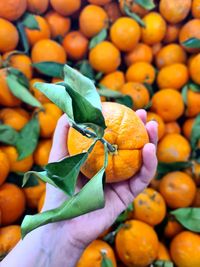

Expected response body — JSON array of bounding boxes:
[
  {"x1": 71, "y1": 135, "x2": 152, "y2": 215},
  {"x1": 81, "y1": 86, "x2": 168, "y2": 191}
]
[
  {"x1": 182, "y1": 38, "x2": 200, "y2": 49},
  {"x1": 89, "y1": 29, "x2": 107, "y2": 49},
  {"x1": 22, "y1": 13, "x2": 40, "y2": 30},
  {"x1": 32, "y1": 62, "x2": 65, "y2": 78}
]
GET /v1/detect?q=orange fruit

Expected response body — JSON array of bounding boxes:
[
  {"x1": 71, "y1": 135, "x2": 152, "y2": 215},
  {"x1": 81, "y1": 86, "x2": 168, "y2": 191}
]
[
  {"x1": 25, "y1": 15, "x2": 50, "y2": 47},
  {"x1": 34, "y1": 139, "x2": 52, "y2": 167},
  {"x1": 110, "y1": 17, "x2": 141, "y2": 52},
  {"x1": 79, "y1": 5, "x2": 108, "y2": 38},
  {"x1": 104, "y1": 2, "x2": 122, "y2": 23},
  {"x1": 179, "y1": 19, "x2": 200, "y2": 53},
  {"x1": 45, "y1": 11, "x2": 71, "y2": 38},
  {"x1": 132, "y1": 188, "x2": 166, "y2": 226},
  {"x1": 159, "y1": 171, "x2": 196, "y2": 209},
  {"x1": 152, "y1": 42, "x2": 162, "y2": 56},
  {"x1": 185, "y1": 88, "x2": 200, "y2": 117},
  {"x1": 170, "y1": 231, "x2": 200, "y2": 267},
  {"x1": 77, "y1": 240, "x2": 117, "y2": 267},
  {"x1": 88, "y1": 0, "x2": 111, "y2": 5},
  {"x1": 183, "y1": 118, "x2": 195, "y2": 139},
  {"x1": 30, "y1": 78, "x2": 51, "y2": 104},
  {"x1": 0, "y1": 225, "x2": 21, "y2": 257},
  {"x1": 157, "y1": 63, "x2": 189, "y2": 90},
  {"x1": 62, "y1": 31, "x2": 88, "y2": 60},
  {"x1": 31, "y1": 39, "x2": 66, "y2": 64},
  {"x1": 126, "y1": 62, "x2": 156, "y2": 85},
  {"x1": 159, "y1": 0, "x2": 191, "y2": 24},
  {"x1": 165, "y1": 121, "x2": 181, "y2": 135},
  {"x1": 1, "y1": 146, "x2": 33, "y2": 173},
  {"x1": 23, "y1": 180, "x2": 46, "y2": 209},
  {"x1": 142, "y1": 12, "x2": 167, "y2": 45},
  {"x1": 68, "y1": 102, "x2": 149, "y2": 183},
  {"x1": 0, "y1": 69, "x2": 21, "y2": 107},
  {"x1": 27, "y1": 0, "x2": 49, "y2": 14},
  {"x1": 0, "y1": 183, "x2": 26, "y2": 225},
  {"x1": 38, "y1": 103, "x2": 62, "y2": 138},
  {"x1": 189, "y1": 53, "x2": 200, "y2": 85},
  {"x1": 0, "y1": 19, "x2": 19, "y2": 53},
  {"x1": 157, "y1": 242, "x2": 171, "y2": 261},
  {"x1": 3, "y1": 52, "x2": 33, "y2": 80},
  {"x1": 52, "y1": 77, "x2": 63, "y2": 83},
  {"x1": 124, "y1": 43, "x2": 153, "y2": 66},
  {"x1": 192, "y1": 0, "x2": 200, "y2": 18},
  {"x1": 157, "y1": 134, "x2": 191, "y2": 163},
  {"x1": 163, "y1": 24, "x2": 181, "y2": 44},
  {"x1": 119, "y1": 0, "x2": 148, "y2": 17},
  {"x1": 164, "y1": 219, "x2": 184, "y2": 239},
  {"x1": 151, "y1": 89, "x2": 184, "y2": 122},
  {"x1": 121, "y1": 82, "x2": 150, "y2": 110},
  {"x1": 0, "y1": 0, "x2": 26, "y2": 21},
  {"x1": 0, "y1": 108, "x2": 29, "y2": 131},
  {"x1": 147, "y1": 112, "x2": 165, "y2": 140},
  {"x1": 0, "y1": 150, "x2": 10, "y2": 186},
  {"x1": 50, "y1": 0, "x2": 81, "y2": 16},
  {"x1": 100, "y1": 71, "x2": 125, "y2": 91},
  {"x1": 116, "y1": 220, "x2": 159, "y2": 267},
  {"x1": 89, "y1": 41, "x2": 121, "y2": 74},
  {"x1": 38, "y1": 191, "x2": 46, "y2": 212},
  {"x1": 155, "y1": 44, "x2": 187, "y2": 69}
]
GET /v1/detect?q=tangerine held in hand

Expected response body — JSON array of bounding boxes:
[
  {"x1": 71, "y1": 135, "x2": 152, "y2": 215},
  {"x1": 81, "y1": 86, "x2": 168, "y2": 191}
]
[{"x1": 68, "y1": 102, "x2": 149, "y2": 183}]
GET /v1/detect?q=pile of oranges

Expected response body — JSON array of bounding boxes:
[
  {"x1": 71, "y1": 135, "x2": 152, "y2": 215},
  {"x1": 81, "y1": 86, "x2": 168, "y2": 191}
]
[{"x1": 0, "y1": 0, "x2": 200, "y2": 266}]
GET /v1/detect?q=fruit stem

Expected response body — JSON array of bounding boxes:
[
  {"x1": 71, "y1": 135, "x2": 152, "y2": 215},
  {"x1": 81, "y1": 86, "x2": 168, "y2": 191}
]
[{"x1": 101, "y1": 138, "x2": 116, "y2": 153}]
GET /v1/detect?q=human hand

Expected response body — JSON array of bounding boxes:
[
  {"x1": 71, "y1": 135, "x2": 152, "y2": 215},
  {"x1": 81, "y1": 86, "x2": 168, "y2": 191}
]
[{"x1": 43, "y1": 109, "x2": 158, "y2": 250}]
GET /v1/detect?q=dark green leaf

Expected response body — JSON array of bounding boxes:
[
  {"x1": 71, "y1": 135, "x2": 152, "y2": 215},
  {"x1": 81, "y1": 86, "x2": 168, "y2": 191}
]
[
  {"x1": 171, "y1": 208, "x2": 200, "y2": 233},
  {"x1": 101, "y1": 252, "x2": 114, "y2": 267},
  {"x1": 189, "y1": 82, "x2": 200, "y2": 92},
  {"x1": 9, "y1": 68, "x2": 29, "y2": 88},
  {"x1": 35, "y1": 82, "x2": 73, "y2": 120},
  {"x1": 89, "y1": 29, "x2": 107, "y2": 49},
  {"x1": 16, "y1": 116, "x2": 40, "y2": 160},
  {"x1": 22, "y1": 13, "x2": 40, "y2": 30},
  {"x1": 156, "y1": 161, "x2": 192, "y2": 180},
  {"x1": 153, "y1": 260, "x2": 174, "y2": 267},
  {"x1": 116, "y1": 203, "x2": 133, "y2": 223},
  {"x1": 182, "y1": 85, "x2": 188, "y2": 105},
  {"x1": 45, "y1": 152, "x2": 88, "y2": 196},
  {"x1": 6, "y1": 74, "x2": 42, "y2": 108},
  {"x1": 182, "y1": 38, "x2": 200, "y2": 49},
  {"x1": 143, "y1": 101, "x2": 152, "y2": 110},
  {"x1": 95, "y1": 72, "x2": 104, "y2": 81},
  {"x1": 191, "y1": 114, "x2": 200, "y2": 157},
  {"x1": 124, "y1": 4, "x2": 146, "y2": 28},
  {"x1": 135, "y1": 0, "x2": 155, "y2": 10},
  {"x1": 115, "y1": 95, "x2": 133, "y2": 109},
  {"x1": 16, "y1": 22, "x2": 29, "y2": 53},
  {"x1": 0, "y1": 125, "x2": 19, "y2": 145},
  {"x1": 32, "y1": 62, "x2": 65, "y2": 78},
  {"x1": 144, "y1": 82, "x2": 154, "y2": 97},
  {"x1": 75, "y1": 60, "x2": 95, "y2": 80},
  {"x1": 64, "y1": 65, "x2": 102, "y2": 112},
  {"x1": 7, "y1": 172, "x2": 39, "y2": 187},
  {"x1": 103, "y1": 224, "x2": 125, "y2": 245}
]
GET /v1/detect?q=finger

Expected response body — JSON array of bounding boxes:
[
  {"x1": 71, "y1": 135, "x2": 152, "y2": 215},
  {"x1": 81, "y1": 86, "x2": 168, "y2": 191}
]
[
  {"x1": 49, "y1": 114, "x2": 70, "y2": 163},
  {"x1": 135, "y1": 109, "x2": 147, "y2": 125},
  {"x1": 146, "y1": 120, "x2": 158, "y2": 146},
  {"x1": 130, "y1": 143, "x2": 157, "y2": 196}
]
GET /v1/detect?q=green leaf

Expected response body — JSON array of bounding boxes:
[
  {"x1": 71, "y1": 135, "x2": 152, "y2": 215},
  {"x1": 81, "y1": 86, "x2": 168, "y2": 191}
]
[
  {"x1": 0, "y1": 125, "x2": 19, "y2": 145},
  {"x1": 6, "y1": 74, "x2": 42, "y2": 108},
  {"x1": 124, "y1": 4, "x2": 146, "y2": 28},
  {"x1": 153, "y1": 260, "x2": 174, "y2": 267},
  {"x1": 89, "y1": 29, "x2": 107, "y2": 49},
  {"x1": 16, "y1": 116, "x2": 40, "y2": 160},
  {"x1": 182, "y1": 85, "x2": 188, "y2": 105},
  {"x1": 101, "y1": 251, "x2": 114, "y2": 267},
  {"x1": 95, "y1": 72, "x2": 104, "y2": 81},
  {"x1": 171, "y1": 208, "x2": 200, "y2": 233},
  {"x1": 16, "y1": 22, "x2": 29, "y2": 53},
  {"x1": 22, "y1": 13, "x2": 40, "y2": 30},
  {"x1": 8, "y1": 68, "x2": 29, "y2": 88},
  {"x1": 156, "y1": 161, "x2": 192, "y2": 180},
  {"x1": 7, "y1": 172, "x2": 39, "y2": 187},
  {"x1": 144, "y1": 82, "x2": 154, "y2": 97},
  {"x1": 75, "y1": 60, "x2": 95, "y2": 80},
  {"x1": 189, "y1": 82, "x2": 200, "y2": 92},
  {"x1": 34, "y1": 82, "x2": 73, "y2": 120},
  {"x1": 191, "y1": 114, "x2": 200, "y2": 151},
  {"x1": 103, "y1": 224, "x2": 125, "y2": 245},
  {"x1": 182, "y1": 38, "x2": 200, "y2": 49},
  {"x1": 32, "y1": 62, "x2": 65, "y2": 78},
  {"x1": 64, "y1": 64, "x2": 102, "y2": 112},
  {"x1": 116, "y1": 203, "x2": 133, "y2": 223},
  {"x1": 116, "y1": 95, "x2": 133, "y2": 109},
  {"x1": 135, "y1": 0, "x2": 155, "y2": 10}
]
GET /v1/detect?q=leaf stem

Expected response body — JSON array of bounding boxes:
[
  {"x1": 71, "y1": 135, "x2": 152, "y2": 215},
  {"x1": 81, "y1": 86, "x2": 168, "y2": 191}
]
[{"x1": 100, "y1": 138, "x2": 116, "y2": 153}]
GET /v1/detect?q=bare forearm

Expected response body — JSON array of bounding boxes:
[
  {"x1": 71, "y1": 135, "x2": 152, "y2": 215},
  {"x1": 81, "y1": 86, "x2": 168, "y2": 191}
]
[{"x1": 2, "y1": 224, "x2": 84, "y2": 267}]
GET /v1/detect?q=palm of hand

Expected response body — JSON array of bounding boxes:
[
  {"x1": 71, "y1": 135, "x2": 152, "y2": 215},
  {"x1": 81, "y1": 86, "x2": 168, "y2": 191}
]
[{"x1": 43, "y1": 110, "x2": 158, "y2": 248}]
